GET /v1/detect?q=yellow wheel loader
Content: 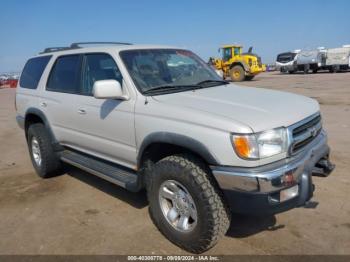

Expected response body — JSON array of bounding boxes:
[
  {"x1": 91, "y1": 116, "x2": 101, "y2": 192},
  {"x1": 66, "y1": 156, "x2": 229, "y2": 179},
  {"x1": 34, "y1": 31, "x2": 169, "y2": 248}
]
[{"x1": 209, "y1": 44, "x2": 264, "y2": 82}]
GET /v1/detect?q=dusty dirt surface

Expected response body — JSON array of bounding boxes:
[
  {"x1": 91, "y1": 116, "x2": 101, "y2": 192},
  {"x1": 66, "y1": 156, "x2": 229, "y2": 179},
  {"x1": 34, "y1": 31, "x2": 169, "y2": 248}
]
[{"x1": 0, "y1": 72, "x2": 349, "y2": 255}]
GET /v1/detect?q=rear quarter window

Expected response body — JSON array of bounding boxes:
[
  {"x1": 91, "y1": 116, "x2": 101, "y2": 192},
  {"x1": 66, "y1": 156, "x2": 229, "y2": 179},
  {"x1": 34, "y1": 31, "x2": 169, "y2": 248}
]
[{"x1": 19, "y1": 56, "x2": 52, "y2": 89}]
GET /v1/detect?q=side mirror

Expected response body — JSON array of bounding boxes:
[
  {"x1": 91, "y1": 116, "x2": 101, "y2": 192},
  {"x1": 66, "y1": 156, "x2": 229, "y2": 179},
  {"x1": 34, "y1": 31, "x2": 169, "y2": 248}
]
[{"x1": 92, "y1": 80, "x2": 128, "y2": 100}]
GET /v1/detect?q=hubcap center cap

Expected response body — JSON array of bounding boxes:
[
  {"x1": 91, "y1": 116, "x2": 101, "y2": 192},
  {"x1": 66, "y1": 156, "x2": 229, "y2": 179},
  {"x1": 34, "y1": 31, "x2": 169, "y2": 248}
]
[{"x1": 174, "y1": 195, "x2": 189, "y2": 211}]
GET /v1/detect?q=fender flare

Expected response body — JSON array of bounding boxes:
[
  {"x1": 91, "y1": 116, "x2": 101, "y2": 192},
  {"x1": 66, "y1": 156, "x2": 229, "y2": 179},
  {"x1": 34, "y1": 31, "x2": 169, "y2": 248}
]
[
  {"x1": 25, "y1": 108, "x2": 59, "y2": 146},
  {"x1": 137, "y1": 132, "x2": 220, "y2": 167},
  {"x1": 230, "y1": 61, "x2": 250, "y2": 72}
]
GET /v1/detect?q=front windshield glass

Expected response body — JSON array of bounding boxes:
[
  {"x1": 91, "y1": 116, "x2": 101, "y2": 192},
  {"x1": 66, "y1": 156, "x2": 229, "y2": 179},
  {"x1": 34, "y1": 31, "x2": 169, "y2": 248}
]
[{"x1": 120, "y1": 49, "x2": 222, "y2": 94}]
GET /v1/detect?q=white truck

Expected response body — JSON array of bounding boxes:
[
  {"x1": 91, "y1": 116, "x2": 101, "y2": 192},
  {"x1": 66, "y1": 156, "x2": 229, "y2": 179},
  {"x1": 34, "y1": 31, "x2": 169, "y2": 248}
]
[{"x1": 16, "y1": 42, "x2": 334, "y2": 253}]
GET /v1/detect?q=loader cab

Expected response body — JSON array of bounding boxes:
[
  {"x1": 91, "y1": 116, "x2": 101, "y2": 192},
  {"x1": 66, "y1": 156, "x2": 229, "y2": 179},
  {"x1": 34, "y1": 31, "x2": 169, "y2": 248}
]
[{"x1": 220, "y1": 45, "x2": 242, "y2": 62}]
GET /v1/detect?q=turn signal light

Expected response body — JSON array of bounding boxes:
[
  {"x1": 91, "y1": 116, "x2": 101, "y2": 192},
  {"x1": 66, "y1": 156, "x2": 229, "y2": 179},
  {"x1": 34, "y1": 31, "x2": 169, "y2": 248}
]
[{"x1": 233, "y1": 136, "x2": 250, "y2": 158}]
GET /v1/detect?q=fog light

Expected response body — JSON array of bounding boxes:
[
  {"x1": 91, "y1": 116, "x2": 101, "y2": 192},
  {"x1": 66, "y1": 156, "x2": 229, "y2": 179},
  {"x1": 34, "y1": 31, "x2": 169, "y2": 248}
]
[{"x1": 280, "y1": 185, "x2": 298, "y2": 202}]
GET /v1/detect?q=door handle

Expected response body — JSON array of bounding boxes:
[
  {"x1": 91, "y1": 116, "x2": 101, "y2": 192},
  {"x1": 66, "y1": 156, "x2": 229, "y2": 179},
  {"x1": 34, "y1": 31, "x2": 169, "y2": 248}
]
[
  {"x1": 40, "y1": 102, "x2": 47, "y2": 107},
  {"x1": 77, "y1": 109, "x2": 86, "y2": 115}
]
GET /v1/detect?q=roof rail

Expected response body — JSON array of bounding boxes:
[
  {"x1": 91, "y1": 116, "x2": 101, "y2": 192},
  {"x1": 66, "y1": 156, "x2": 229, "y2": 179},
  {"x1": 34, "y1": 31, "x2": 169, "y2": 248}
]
[
  {"x1": 40, "y1": 42, "x2": 132, "y2": 54},
  {"x1": 40, "y1": 47, "x2": 76, "y2": 54},
  {"x1": 70, "y1": 42, "x2": 132, "y2": 48}
]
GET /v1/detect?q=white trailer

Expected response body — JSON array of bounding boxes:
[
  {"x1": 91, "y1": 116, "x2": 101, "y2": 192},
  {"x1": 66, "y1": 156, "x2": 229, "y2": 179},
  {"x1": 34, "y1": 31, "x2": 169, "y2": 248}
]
[{"x1": 326, "y1": 46, "x2": 350, "y2": 72}]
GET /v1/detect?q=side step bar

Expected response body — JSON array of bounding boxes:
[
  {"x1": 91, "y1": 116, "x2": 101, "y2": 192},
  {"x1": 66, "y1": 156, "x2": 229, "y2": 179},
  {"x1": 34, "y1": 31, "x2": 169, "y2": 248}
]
[{"x1": 59, "y1": 150, "x2": 141, "y2": 192}]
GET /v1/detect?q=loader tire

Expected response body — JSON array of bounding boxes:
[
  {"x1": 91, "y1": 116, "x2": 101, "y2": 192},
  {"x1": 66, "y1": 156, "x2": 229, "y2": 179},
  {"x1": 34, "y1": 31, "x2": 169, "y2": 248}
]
[{"x1": 230, "y1": 65, "x2": 245, "y2": 82}]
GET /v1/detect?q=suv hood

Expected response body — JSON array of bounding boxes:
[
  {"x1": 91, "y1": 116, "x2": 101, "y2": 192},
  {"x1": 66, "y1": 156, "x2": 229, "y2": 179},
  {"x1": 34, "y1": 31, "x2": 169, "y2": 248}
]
[{"x1": 152, "y1": 84, "x2": 319, "y2": 133}]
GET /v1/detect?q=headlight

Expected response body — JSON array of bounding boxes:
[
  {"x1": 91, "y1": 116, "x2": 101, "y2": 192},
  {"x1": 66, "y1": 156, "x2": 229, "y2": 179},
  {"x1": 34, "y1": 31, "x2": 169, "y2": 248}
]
[{"x1": 232, "y1": 128, "x2": 288, "y2": 159}]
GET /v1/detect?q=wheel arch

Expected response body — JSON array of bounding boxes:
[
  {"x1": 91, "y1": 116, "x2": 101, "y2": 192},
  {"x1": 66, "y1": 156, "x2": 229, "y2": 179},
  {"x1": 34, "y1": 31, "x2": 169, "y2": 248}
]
[
  {"x1": 230, "y1": 61, "x2": 249, "y2": 72},
  {"x1": 137, "y1": 132, "x2": 220, "y2": 169},
  {"x1": 24, "y1": 108, "x2": 61, "y2": 150}
]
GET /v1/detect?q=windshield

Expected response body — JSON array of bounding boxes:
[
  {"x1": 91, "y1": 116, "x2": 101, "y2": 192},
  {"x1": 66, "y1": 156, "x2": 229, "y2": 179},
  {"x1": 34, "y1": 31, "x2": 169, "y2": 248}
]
[
  {"x1": 277, "y1": 52, "x2": 297, "y2": 63},
  {"x1": 120, "y1": 49, "x2": 222, "y2": 94}
]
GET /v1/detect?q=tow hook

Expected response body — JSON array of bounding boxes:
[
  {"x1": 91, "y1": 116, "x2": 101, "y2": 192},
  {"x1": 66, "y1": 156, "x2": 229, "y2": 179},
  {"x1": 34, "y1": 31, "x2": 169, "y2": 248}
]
[{"x1": 312, "y1": 157, "x2": 335, "y2": 177}]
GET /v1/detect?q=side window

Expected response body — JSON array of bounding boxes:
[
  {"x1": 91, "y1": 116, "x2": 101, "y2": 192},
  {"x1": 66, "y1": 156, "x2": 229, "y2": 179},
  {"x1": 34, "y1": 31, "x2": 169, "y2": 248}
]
[
  {"x1": 222, "y1": 48, "x2": 231, "y2": 62},
  {"x1": 20, "y1": 56, "x2": 52, "y2": 89},
  {"x1": 82, "y1": 54, "x2": 122, "y2": 96},
  {"x1": 47, "y1": 55, "x2": 81, "y2": 94}
]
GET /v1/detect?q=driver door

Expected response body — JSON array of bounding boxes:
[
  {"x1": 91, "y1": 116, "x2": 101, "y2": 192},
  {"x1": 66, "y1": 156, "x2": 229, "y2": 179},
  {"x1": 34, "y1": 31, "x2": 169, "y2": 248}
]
[{"x1": 69, "y1": 53, "x2": 136, "y2": 169}]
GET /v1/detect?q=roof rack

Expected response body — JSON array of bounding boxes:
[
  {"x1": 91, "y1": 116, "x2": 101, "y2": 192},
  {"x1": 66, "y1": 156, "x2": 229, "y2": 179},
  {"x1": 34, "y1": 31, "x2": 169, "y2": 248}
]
[
  {"x1": 40, "y1": 47, "x2": 75, "y2": 54},
  {"x1": 70, "y1": 42, "x2": 132, "y2": 48},
  {"x1": 40, "y1": 42, "x2": 132, "y2": 54}
]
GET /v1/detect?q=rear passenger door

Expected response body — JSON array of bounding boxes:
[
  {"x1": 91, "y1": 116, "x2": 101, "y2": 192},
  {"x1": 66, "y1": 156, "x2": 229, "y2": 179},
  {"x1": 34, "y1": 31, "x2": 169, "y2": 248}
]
[
  {"x1": 43, "y1": 54, "x2": 83, "y2": 145},
  {"x1": 43, "y1": 53, "x2": 136, "y2": 169}
]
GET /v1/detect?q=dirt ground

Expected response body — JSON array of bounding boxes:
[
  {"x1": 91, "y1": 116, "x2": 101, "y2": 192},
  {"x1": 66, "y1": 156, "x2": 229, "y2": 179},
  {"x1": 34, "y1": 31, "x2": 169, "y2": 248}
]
[{"x1": 0, "y1": 71, "x2": 349, "y2": 255}]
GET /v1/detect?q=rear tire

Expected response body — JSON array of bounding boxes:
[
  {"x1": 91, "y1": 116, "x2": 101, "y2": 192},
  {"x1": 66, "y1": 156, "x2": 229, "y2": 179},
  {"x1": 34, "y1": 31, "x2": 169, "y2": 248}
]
[
  {"x1": 27, "y1": 123, "x2": 62, "y2": 178},
  {"x1": 230, "y1": 65, "x2": 245, "y2": 82},
  {"x1": 146, "y1": 154, "x2": 230, "y2": 253}
]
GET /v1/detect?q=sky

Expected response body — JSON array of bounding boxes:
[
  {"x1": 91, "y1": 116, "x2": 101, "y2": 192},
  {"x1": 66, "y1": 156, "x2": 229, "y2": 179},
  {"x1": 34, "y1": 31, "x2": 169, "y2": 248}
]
[{"x1": 0, "y1": 0, "x2": 349, "y2": 73}]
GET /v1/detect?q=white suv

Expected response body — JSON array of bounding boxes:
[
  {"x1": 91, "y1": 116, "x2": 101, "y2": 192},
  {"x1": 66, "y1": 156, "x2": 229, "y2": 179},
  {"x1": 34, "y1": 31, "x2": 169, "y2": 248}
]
[{"x1": 16, "y1": 42, "x2": 334, "y2": 253}]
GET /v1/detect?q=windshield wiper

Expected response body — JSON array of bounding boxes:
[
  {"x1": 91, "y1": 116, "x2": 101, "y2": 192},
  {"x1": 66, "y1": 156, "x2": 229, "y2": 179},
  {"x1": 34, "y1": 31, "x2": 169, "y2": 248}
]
[
  {"x1": 196, "y1": 80, "x2": 229, "y2": 87},
  {"x1": 143, "y1": 84, "x2": 199, "y2": 95}
]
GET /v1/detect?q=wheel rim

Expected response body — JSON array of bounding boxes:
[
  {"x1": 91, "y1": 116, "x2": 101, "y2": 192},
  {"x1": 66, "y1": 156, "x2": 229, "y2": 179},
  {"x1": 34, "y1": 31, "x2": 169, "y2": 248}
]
[
  {"x1": 31, "y1": 137, "x2": 42, "y2": 167},
  {"x1": 158, "y1": 180, "x2": 197, "y2": 232}
]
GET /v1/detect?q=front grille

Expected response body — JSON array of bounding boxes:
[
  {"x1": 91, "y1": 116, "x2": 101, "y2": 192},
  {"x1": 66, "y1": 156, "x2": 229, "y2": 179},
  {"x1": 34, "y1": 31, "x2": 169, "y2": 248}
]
[{"x1": 290, "y1": 114, "x2": 322, "y2": 154}]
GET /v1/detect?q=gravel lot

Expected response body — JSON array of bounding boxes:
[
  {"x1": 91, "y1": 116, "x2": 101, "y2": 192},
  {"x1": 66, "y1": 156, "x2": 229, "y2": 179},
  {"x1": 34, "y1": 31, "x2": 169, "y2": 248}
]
[{"x1": 0, "y1": 71, "x2": 349, "y2": 255}]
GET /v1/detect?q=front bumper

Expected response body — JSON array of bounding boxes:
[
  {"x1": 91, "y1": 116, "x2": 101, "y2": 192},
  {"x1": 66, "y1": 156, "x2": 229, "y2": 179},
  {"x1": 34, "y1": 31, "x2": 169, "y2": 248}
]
[
  {"x1": 211, "y1": 131, "x2": 334, "y2": 215},
  {"x1": 276, "y1": 62, "x2": 296, "y2": 72}
]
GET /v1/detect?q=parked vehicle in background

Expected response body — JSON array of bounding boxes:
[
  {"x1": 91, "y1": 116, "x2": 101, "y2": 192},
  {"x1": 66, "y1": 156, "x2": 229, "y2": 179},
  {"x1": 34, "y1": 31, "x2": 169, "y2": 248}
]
[
  {"x1": 275, "y1": 50, "x2": 300, "y2": 73},
  {"x1": 0, "y1": 73, "x2": 19, "y2": 88},
  {"x1": 16, "y1": 42, "x2": 334, "y2": 253},
  {"x1": 326, "y1": 45, "x2": 350, "y2": 73},
  {"x1": 209, "y1": 44, "x2": 264, "y2": 81},
  {"x1": 265, "y1": 63, "x2": 277, "y2": 72},
  {"x1": 296, "y1": 48, "x2": 327, "y2": 74}
]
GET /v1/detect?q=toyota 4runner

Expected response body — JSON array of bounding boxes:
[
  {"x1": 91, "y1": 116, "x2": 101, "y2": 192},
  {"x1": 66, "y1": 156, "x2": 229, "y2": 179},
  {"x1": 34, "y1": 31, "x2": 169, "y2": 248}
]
[{"x1": 16, "y1": 42, "x2": 334, "y2": 253}]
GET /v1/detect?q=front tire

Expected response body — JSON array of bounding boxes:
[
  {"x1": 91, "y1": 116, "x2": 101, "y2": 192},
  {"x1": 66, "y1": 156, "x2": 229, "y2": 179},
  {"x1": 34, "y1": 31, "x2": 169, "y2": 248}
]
[
  {"x1": 146, "y1": 154, "x2": 230, "y2": 253},
  {"x1": 27, "y1": 123, "x2": 62, "y2": 178},
  {"x1": 230, "y1": 65, "x2": 245, "y2": 82}
]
